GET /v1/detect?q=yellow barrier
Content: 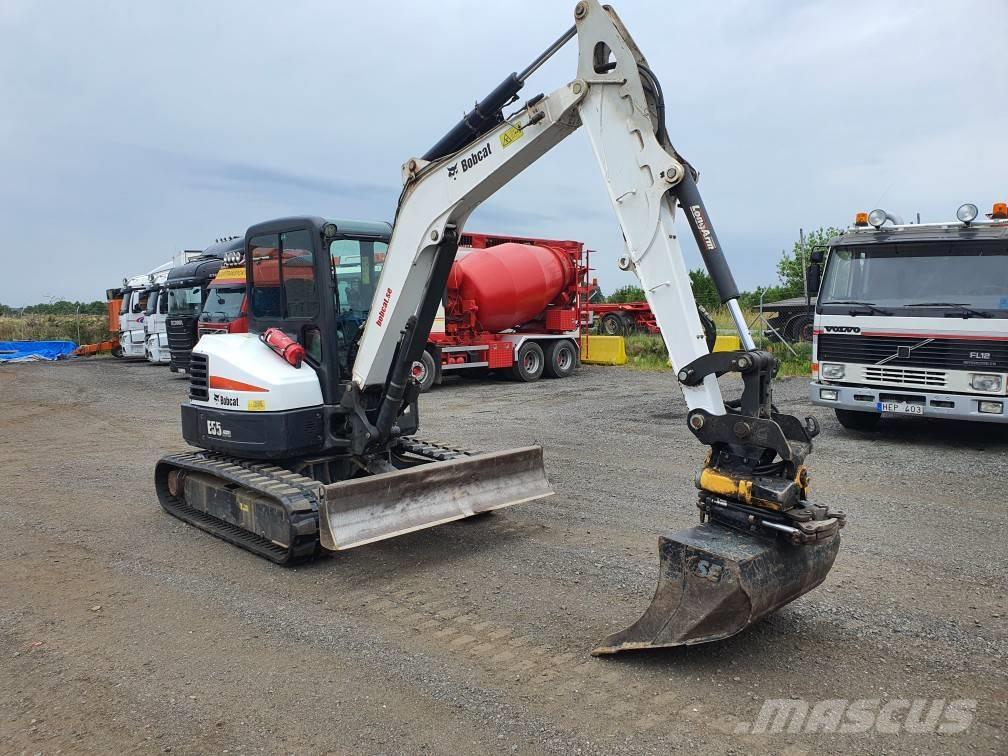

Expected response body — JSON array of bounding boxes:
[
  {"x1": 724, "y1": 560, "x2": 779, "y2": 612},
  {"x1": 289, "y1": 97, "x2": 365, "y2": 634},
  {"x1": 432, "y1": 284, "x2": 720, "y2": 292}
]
[
  {"x1": 579, "y1": 335, "x2": 627, "y2": 365},
  {"x1": 713, "y1": 335, "x2": 741, "y2": 352}
]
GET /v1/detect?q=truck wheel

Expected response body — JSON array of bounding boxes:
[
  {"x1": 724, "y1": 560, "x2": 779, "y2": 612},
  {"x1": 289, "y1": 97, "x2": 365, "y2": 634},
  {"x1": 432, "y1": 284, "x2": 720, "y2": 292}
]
[
  {"x1": 835, "y1": 409, "x2": 881, "y2": 431},
  {"x1": 787, "y1": 314, "x2": 814, "y2": 343},
  {"x1": 544, "y1": 339, "x2": 578, "y2": 378},
  {"x1": 599, "y1": 313, "x2": 624, "y2": 336},
  {"x1": 411, "y1": 350, "x2": 437, "y2": 393},
  {"x1": 512, "y1": 342, "x2": 544, "y2": 382}
]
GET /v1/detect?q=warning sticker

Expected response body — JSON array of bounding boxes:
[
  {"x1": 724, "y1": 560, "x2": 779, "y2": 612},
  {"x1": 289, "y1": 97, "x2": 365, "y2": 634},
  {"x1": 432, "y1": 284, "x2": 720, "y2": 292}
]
[
  {"x1": 247, "y1": 399, "x2": 267, "y2": 411},
  {"x1": 499, "y1": 124, "x2": 524, "y2": 149}
]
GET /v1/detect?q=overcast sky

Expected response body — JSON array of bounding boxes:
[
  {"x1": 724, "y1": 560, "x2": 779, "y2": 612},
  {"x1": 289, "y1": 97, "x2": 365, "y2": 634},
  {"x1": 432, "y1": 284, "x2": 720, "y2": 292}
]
[{"x1": 1, "y1": 0, "x2": 1005, "y2": 306}]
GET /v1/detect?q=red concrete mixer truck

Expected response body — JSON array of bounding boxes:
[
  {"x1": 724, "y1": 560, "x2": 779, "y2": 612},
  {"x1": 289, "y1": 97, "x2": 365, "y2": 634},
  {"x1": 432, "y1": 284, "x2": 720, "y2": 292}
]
[
  {"x1": 196, "y1": 229, "x2": 591, "y2": 391},
  {"x1": 418, "y1": 231, "x2": 589, "y2": 390}
]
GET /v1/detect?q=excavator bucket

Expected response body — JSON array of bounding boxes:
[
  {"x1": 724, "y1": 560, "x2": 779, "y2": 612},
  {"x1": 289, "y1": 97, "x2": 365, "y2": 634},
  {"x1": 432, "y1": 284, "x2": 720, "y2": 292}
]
[
  {"x1": 592, "y1": 523, "x2": 840, "y2": 655},
  {"x1": 318, "y1": 446, "x2": 553, "y2": 550}
]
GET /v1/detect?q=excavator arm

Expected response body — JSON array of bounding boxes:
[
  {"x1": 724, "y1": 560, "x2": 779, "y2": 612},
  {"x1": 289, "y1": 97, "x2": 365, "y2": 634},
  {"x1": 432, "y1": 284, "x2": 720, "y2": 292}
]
[
  {"x1": 350, "y1": 0, "x2": 845, "y2": 652},
  {"x1": 353, "y1": 5, "x2": 726, "y2": 418}
]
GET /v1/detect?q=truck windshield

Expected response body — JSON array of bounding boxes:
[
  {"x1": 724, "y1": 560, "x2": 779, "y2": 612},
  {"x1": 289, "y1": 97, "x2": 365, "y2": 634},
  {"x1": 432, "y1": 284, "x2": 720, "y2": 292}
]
[
  {"x1": 202, "y1": 286, "x2": 246, "y2": 318},
  {"x1": 167, "y1": 285, "x2": 204, "y2": 315},
  {"x1": 820, "y1": 241, "x2": 1008, "y2": 313}
]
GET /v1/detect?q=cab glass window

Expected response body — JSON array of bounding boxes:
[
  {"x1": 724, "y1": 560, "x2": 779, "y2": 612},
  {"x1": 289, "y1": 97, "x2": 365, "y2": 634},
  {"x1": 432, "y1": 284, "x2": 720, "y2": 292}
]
[
  {"x1": 330, "y1": 239, "x2": 386, "y2": 315},
  {"x1": 133, "y1": 290, "x2": 150, "y2": 314},
  {"x1": 167, "y1": 286, "x2": 204, "y2": 315},
  {"x1": 249, "y1": 229, "x2": 318, "y2": 319}
]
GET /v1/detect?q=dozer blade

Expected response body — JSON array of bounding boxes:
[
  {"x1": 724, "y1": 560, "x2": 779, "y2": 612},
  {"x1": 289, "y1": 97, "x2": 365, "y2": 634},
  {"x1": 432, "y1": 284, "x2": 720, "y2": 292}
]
[
  {"x1": 592, "y1": 522, "x2": 840, "y2": 655},
  {"x1": 318, "y1": 446, "x2": 553, "y2": 550}
]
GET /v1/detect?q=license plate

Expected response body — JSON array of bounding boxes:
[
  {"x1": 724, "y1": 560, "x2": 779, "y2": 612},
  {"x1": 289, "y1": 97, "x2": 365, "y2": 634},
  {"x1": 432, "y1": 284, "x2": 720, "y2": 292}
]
[{"x1": 876, "y1": 401, "x2": 923, "y2": 415}]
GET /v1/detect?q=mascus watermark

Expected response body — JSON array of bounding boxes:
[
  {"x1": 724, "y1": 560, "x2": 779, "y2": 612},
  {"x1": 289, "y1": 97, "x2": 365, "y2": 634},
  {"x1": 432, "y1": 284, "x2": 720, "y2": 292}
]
[{"x1": 736, "y1": 698, "x2": 976, "y2": 735}]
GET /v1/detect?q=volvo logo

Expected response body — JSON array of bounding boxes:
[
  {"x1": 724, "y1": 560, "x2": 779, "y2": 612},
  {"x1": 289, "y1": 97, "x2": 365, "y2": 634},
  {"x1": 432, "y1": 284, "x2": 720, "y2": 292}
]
[{"x1": 824, "y1": 326, "x2": 860, "y2": 334}]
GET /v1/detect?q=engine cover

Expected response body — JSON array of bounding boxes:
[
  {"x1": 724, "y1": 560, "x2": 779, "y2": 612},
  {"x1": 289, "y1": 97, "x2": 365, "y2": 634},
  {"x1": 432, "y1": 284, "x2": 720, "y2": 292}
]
[{"x1": 190, "y1": 333, "x2": 323, "y2": 414}]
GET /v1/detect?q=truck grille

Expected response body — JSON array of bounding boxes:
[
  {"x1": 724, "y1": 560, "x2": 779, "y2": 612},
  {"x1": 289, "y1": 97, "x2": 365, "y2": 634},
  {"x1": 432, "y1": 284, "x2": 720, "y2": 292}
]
[
  {"x1": 167, "y1": 315, "x2": 196, "y2": 369},
  {"x1": 863, "y1": 366, "x2": 946, "y2": 387},
  {"x1": 818, "y1": 333, "x2": 1008, "y2": 371},
  {"x1": 189, "y1": 352, "x2": 209, "y2": 401}
]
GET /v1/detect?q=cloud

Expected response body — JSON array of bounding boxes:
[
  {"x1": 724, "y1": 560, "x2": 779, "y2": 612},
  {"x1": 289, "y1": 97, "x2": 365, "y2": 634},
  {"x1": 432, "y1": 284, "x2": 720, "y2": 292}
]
[{"x1": 0, "y1": 0, "x2": 1005, "y2": 306}]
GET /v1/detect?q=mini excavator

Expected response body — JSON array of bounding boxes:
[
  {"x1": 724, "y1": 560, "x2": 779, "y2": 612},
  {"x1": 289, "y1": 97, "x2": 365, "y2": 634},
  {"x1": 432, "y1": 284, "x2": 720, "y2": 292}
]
[{"x1": 156, "y1": 1, "x2": 844, "y2": 653}]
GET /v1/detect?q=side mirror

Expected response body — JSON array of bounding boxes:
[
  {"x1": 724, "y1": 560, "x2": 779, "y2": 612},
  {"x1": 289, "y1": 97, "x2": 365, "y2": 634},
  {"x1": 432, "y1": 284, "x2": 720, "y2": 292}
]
[
  {"x1": 805, "y1": 262, "x2": 822, "y2": 296},
  {"x1": 809, "y1": 246, "x2": 826, "y2": 264}
]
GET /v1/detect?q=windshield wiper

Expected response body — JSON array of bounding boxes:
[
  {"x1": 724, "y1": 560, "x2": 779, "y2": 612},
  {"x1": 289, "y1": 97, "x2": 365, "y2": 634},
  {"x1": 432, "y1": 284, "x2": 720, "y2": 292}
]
[
  {"x1": 826, "y1": 300, "x2": 893, "y2": 316},
  {"x1": 904, "y1": 302, "x2": 991, "y2": 318}
]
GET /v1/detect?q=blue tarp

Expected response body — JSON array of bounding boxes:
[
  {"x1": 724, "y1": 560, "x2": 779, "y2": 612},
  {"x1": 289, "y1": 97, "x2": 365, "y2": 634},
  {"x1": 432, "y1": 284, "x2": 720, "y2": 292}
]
[{"x1": 0, "y1": 341, "x2": 78, "y2": 363}]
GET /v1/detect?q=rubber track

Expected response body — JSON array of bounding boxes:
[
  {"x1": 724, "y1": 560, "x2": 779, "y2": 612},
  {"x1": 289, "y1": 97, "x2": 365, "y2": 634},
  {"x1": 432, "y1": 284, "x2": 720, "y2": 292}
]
[{"x1": 155, "y1": 439, "x2": 470, "y2": 565}]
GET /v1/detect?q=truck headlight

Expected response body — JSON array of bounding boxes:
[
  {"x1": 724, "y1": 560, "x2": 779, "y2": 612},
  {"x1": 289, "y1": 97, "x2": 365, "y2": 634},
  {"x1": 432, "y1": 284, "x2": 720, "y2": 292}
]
[
  {"x1": 819, "y1": 388, "x2": 839, "y2": 401},
  {"x1": 970, "y1": 373, "x2": 1003, "y2": 392},
  {"x1": 978, "y1": 401, "x2": 1003, "y2": 415},
  {"x1": 821, "y1": 363, "x2": 845, "y2": 380}
]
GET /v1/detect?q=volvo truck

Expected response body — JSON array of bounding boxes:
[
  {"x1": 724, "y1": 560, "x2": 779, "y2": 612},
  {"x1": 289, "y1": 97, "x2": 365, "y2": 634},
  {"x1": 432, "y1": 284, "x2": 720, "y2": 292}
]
[{"x1": 810, "y1": 202, "x2": 1007, "y2": 428}]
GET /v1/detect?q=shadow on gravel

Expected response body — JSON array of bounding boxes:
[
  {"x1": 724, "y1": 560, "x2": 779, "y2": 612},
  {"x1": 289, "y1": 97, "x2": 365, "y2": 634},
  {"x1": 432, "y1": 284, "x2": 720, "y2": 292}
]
[
  {"x1": 590, "y1": 609, "x2": 812, "y2": 672},
  {"x1": 278, "y1": 512, "x2": 537, "y2": 575},
  {"x1": 835, "y1": 418, "x2": 1008, "y2": 451}
]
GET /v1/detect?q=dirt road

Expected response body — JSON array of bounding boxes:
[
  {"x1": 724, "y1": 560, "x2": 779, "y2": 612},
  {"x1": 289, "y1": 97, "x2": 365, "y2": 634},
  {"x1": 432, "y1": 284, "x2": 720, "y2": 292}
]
[{"x1": 1, "y1": 359, "x2": 1005, "y2": 754}]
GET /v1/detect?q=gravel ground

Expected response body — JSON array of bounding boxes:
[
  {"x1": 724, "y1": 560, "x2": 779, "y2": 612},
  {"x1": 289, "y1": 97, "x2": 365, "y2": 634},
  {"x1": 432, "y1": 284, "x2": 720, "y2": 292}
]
[{"x1": 0, "y1": 358, "x2": 1005, "y2": 754}]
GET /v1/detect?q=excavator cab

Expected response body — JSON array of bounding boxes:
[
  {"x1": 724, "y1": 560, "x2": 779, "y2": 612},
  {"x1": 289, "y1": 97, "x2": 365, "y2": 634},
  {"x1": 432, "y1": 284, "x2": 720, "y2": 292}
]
[{"x1": 243, "y1": 217, "x2": 394, "y2": 413}]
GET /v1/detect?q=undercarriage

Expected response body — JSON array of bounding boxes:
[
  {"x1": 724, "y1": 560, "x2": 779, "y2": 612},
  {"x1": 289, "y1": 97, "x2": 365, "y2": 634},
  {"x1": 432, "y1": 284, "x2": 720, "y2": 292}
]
[{"x1": 155, "y1": 439, "x2": 551, "y2": 564}]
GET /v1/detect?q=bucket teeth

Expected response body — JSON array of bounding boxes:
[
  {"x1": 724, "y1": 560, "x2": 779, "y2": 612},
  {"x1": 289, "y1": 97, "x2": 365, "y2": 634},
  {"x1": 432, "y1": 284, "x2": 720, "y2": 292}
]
[{"x1": 592, "y1": 523, "x2": 840, "y2": 655}]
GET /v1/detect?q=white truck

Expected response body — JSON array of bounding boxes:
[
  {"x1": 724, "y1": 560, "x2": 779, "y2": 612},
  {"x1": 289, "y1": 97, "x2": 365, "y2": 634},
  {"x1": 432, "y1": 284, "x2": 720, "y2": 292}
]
[
  {"x1": 116, "y1": 251, "x2": 203, "y2": 360},
  {"x1": 118, "y1": 268, "x2": 166, "y2": 359},
  {"x1": 143, "y1": 281, "x2": 171, "y2": 364},
  {"x1": 810, "y1": 202, "x2": 1008, "y2": 428}
]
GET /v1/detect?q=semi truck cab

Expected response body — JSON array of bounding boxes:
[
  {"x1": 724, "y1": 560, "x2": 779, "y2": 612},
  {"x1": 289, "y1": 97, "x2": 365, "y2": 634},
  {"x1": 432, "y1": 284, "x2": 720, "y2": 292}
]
[
  {"x1": 810, "y1": 202, "x2": 1008, "y2": 428},
  {"x1": 197, "y1": 255, "x2": 249, "y2": 338},
  {"x1": 166, "y1": 237, "x2": 243, "y2": 373}
]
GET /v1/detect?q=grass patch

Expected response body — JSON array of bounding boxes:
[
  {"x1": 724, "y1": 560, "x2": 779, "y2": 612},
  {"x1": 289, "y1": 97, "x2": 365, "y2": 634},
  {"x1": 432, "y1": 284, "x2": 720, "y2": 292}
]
[
  {"x1": 0, "y1": 315, "x2": 109, "y2": 344},
  {"x1": 621, "y1": 332, "x2": 811, "y2": 378}
]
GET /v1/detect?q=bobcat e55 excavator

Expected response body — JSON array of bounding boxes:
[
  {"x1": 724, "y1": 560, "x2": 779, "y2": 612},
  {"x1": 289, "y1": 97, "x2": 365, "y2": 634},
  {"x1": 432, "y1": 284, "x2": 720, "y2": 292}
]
[{"x1": 155, "y1": 0, "x2": 845, "y2": 654}]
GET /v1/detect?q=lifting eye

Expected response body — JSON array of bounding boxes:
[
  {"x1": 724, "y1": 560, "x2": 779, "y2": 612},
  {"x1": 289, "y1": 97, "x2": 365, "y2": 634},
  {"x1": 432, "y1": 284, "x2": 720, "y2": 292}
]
[{"x1": 593, "y1": 42, "x2": 617, "y2": 73}]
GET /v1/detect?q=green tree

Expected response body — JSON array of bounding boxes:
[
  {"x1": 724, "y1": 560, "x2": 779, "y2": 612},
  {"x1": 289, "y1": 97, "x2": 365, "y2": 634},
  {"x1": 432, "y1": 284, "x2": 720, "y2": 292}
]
[
  {"x1": 688, "y1": 269, "x2": 720, "y2": 311},
  {"x1": 607, "y1": 285, "x2": 645, "y2": 303},
  {"x1": 776, "y1": 227, "x2": 842, "y2": 298}
]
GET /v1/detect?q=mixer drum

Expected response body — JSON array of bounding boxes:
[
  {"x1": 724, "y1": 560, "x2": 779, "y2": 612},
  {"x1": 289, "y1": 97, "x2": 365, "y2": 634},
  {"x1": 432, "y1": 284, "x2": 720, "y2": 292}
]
[{"x1": 448, "y1": 242, "x2": 574, "y2": 332}]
